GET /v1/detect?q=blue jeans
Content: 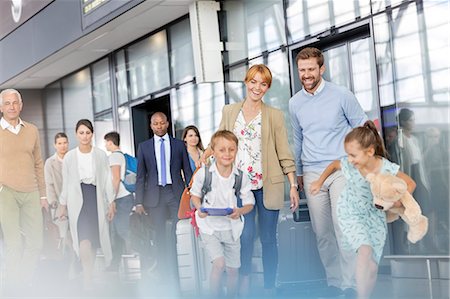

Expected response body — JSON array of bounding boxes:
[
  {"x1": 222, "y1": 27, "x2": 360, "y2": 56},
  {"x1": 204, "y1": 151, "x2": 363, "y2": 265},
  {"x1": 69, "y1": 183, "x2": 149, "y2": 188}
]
[
  {"x1": 240, "y1": 188, "x2": 280, "y2": 289},
  {"x1": 110, "y1": 193, "x2": 134, "y2": 266}
]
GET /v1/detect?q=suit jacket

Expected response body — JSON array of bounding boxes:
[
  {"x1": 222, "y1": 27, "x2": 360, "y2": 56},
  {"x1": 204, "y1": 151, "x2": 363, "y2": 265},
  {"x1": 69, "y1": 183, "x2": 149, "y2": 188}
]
[
  {"x1": 135, "y1": 136, "x2": 193, "y2": 208},
  {"x1": 218, "y1": 101, "x2": 296, "y2": 210},
  {"x1": 44, "y1": 153, "x2": 63, "y2": 205}
]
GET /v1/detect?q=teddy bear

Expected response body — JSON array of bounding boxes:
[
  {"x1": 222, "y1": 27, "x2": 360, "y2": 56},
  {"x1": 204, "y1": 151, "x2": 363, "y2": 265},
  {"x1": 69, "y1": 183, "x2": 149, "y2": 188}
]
[{"x1": 366, "y1": 172, "x2": 428, "y2": 244}]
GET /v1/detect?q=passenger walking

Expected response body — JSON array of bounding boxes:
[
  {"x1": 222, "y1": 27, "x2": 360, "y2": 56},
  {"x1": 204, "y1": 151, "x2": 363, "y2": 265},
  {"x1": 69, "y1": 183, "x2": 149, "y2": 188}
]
[
  {"x1": 309, "y1": 120, "x2": 415, "y2": 299},
  {"x1": 201, "y1": 64, "x2": 299, "y2": 296},
  {"x1": 44, "y1": 132, "x2": 73, "y2": 258},
  {"x1": 58, "y1": 119, "x2": 115, "y2": 291},
  {"x1": 191, "y1": 130, "x2": 254, "y2": 297},
  {"x1": 0, "y1": 89, "x2": 48, "y2": 295},
  {"x1": 135, "y1": 112, "x2": 192, "y2": 280},
  {"x1": 104, "y1": 131, "x2": 135, "y2": 271},
  {"x1": 182, "y1": 125, "x2": 205, "y2": 172},
  {"x1": 289, "y1": 47, "x2": 367, "y2": 297}
]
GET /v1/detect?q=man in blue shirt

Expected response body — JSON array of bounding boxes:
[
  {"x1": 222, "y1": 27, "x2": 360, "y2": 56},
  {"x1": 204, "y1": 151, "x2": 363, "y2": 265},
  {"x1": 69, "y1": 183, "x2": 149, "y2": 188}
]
[{"x1": 289, "y1": 47, "x2": 367, "y2": 298}]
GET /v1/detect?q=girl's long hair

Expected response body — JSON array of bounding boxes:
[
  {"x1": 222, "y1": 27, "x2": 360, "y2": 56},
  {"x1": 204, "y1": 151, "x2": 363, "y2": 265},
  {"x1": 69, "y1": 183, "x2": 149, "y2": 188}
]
[{"x1": 345, "y1": 120, "x2": 388, "y2": 158}]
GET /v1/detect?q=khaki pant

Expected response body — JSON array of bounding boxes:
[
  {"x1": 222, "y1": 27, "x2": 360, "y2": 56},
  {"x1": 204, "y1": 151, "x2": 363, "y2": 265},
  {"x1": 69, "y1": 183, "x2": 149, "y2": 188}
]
[
  {"x1": 303, "y1": 171, "x2": 356, "y2": 290},
  {"x1": 0, "y1": 185, "x2": 43, "y2": 288}
]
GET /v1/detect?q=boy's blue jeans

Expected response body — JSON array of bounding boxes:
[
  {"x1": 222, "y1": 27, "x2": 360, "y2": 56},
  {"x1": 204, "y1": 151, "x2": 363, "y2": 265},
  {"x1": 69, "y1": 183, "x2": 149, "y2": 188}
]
[{"x1": 239, "y1": 188, "x2": 279, "y2": 289}]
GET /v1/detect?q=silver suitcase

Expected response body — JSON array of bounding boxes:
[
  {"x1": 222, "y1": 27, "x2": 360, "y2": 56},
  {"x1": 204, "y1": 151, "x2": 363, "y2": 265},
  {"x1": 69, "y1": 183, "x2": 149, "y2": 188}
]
[
  {"x1": 176, "y1": 219, "x2": 211, "y2": 296},
  {"x1": 277, "y1": 200, "x2": 326, "y2": 289}
]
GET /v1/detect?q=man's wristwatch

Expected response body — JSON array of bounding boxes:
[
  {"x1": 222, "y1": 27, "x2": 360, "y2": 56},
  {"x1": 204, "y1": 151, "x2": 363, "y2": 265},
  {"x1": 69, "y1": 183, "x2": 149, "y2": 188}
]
[{"x1": 290, "y1": 183, "x2": 299, "y2": 190}]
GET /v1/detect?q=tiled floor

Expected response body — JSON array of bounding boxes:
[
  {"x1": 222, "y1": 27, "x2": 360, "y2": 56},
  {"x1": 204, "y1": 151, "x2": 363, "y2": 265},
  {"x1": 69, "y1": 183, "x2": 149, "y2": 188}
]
[{"x1": 1, "y1": 255, "x2": 449, "y2": 298}]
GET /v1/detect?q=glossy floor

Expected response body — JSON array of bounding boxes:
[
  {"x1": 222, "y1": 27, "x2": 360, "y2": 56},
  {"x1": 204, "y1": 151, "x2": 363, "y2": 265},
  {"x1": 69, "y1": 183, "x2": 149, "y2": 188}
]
[{"x1": 1, "y1": 255, "x2": 449, "y2": 298}]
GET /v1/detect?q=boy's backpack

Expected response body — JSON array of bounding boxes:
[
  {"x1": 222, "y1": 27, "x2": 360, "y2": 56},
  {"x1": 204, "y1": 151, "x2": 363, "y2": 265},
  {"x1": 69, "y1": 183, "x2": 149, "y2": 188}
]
[
  {"x1": 200, "y1": 165, "x2": 244, "y2": 207},
  {"x1": 178, "y1": 165, "x2": 245, "y2": 220},
  {"x1": 118, "y1": 151, "x2": 138, "y2": 193}
]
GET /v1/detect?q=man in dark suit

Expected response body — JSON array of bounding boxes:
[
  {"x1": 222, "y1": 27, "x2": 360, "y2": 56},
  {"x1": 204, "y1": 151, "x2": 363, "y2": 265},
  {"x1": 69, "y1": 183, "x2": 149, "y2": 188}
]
[{"x1": 135, "y1": 111, "x2": 192, "y2": 279}]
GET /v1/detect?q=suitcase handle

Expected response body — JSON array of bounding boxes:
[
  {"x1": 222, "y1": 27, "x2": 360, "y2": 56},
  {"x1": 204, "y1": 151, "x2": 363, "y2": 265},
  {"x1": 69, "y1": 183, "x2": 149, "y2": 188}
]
[{"x1": 292, "y1": 210, "x2": 301, "y2": 222}]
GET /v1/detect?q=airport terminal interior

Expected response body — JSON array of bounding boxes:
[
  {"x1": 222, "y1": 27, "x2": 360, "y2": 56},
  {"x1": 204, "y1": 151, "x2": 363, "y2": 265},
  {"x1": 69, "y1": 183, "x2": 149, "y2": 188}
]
[{"x1": 0, "y1": 0, "x2": 449, "y2": 298}]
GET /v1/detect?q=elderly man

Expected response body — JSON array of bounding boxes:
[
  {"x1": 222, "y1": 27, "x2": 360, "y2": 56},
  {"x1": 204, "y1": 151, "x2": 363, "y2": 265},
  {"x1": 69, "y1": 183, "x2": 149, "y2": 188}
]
[{"x1": 0, "y1": 89, "x2": 48, "y2": 293}]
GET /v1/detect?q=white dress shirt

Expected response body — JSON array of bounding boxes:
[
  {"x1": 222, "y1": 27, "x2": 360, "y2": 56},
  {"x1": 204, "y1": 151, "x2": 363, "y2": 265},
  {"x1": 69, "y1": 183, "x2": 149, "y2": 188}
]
[
  {"x1": 153, "y1": 133, "x2": 172, "y2": 185},
  {"x1": 1, "y1": 117, "x2": 24, "y2": 135}
]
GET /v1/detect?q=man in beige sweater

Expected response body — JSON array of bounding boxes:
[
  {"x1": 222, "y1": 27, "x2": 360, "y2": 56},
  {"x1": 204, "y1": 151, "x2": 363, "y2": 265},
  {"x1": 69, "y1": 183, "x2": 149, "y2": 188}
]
[{"x1": 0, "y1": 89, "x2": 48, "y2": 294}]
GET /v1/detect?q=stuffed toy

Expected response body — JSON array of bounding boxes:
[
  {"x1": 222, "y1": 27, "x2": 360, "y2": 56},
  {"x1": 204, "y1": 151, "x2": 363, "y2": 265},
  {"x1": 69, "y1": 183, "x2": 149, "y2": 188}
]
[{"x1": 366, "y1": 172, "x2": 428, "y2": 244}]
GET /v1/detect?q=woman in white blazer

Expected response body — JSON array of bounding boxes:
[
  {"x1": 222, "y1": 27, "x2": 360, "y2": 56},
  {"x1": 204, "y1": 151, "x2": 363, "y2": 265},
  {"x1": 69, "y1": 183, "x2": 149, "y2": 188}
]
[{"x1": 58, "y1": 119, "x2": 115, "y2": 290}]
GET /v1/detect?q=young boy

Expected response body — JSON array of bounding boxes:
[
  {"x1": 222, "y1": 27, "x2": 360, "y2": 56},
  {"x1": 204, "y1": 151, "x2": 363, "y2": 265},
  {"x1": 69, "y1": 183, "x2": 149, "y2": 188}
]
[{"x1": 190, "y1": 130, "x2": 255, "y2": 298}]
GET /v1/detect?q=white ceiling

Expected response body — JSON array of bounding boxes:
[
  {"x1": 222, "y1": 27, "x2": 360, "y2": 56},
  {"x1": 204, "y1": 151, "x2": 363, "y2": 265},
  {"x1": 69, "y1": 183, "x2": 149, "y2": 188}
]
[{"x1": 3, "y1": 0, "x2": 195, "y2": 89}]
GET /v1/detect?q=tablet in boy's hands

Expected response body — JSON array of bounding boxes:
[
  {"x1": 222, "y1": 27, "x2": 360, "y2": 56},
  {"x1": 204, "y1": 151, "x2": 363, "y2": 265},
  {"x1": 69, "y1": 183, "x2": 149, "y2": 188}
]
[{"x1": 200, "y1": 207, "x2": 233, "y2": 216}]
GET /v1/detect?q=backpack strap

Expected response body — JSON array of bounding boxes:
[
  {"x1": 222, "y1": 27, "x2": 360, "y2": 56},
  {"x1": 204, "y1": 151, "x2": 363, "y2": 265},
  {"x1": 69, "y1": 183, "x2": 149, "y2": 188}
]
[
  {"x1": 113, "y1": 150, "x2": 127, "y2": 181},
  {"x1": 233, "y1": 169, "x2": 244, "y2": 208},
  {"x1": 200, "y1": 165, "x2": 212, "y2": 203},
  {"x1": 199, "y1": 166, "x2": 244, "y2": 207}
]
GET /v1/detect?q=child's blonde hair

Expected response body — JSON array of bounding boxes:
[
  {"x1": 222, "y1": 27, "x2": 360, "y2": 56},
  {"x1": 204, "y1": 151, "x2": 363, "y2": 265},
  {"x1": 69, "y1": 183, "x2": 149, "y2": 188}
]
[
  {"x1": 210, "y1": 130, "x2": 238, "y2": 150},
  {"x1": 345, "y1": 120, "x2": 388, "y2": 158}
]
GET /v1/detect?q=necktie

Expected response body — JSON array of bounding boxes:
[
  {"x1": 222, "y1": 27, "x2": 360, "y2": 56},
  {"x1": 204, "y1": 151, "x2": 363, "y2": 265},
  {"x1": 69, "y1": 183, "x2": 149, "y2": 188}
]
[{"x1": 160, "y1": 138, "x2": 167, "y2": 186}]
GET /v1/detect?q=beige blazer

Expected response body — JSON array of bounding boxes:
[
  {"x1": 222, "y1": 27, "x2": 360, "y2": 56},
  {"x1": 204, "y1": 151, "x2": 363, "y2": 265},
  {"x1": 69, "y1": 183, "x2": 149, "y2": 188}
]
[
  {"x1": 60, "y1": 147, "x2": 114, "y2": 264},
  {"x1": 44, "y1": 153, "x2": 63, "y2": 205},
  {"x1": 218, "y1": 101, "x2": 296, "y2": 210}
]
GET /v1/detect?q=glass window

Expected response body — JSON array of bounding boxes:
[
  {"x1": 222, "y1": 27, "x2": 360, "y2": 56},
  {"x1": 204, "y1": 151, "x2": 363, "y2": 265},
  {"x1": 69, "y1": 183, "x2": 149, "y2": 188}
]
[
  {"x1": 377, "y1": 1, "x2": 450, "y2": 256},
  {"x1": 118, "y1": 105, "x2": 133, "y2": 155},
  {"x1": 333, "y1": 2, "x2": 356, "y2": 27},
  {"x1": 62, "y1": 68, "x2": 94, "y2": 145},
  {"x1": 392, "y1": 4, "x2": 425, "y2": 103},
  {"x1": 127, "y1": 30, "x2": 170, "y2": 99},
  {"x1": 44, "y1": 82, "x2": 64, "y2": 154},
  {"x1": 224, "y1": 0, "x2": 286, "y2": 64},
  {"x1": 373, "y1": 13, "x2": 396, "y2": 107},
  {"x1": 287, "y1": 0, "x2": 371, "y2": 43},
  {"x1": 94, "y1": 112, "x2": 114, "y2": 150},
  {"x1": 286, "y1": 0, "x2": 306, "y2": 42},
  {"x1": 92, "y1": 58, "x2": 112, "y2": 113},
  {"x1": 423, "y1": 1, "x2": 450, "y2": 103},
  {"x1": 171, "y1": 82, "x2": 224, "y2": 145},
  {"x1": 115, "y1": 50, "x2": 128, "y2": 105},
  {"x1": 169, "y1": 18, "x2": 195, "y2": 84},
  {"x1": 350, "y1": 38, "x2": 378, "y2": 113},
  {"x1": 323, "y1": 44, "x2": 351, "y2": 90},
  {"x1": 306, "y1": 0, "x2": 331, "y2": 36}
]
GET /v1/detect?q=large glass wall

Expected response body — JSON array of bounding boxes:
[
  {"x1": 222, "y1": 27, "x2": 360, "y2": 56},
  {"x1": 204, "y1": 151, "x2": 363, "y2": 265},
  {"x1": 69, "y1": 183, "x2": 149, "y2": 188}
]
[
  {"x1": 374, "y1": 1, "x2": 450, "y2": 255},
  {"x1": 221, "y1": 0, "x2": 449, "y2": 258},
  {"x1": 92, "y1": 58, "x2": 113, "y2": 113}
]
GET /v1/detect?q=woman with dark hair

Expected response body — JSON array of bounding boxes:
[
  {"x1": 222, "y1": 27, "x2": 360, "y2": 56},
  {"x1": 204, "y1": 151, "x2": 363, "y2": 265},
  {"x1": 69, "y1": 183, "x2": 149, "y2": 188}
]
[
  {"x1": 182, "y1": 125, "x2": 204, "y2": 172},
  {"x1": 58, "y1": 119, "x2": 115, "y2": 290}
]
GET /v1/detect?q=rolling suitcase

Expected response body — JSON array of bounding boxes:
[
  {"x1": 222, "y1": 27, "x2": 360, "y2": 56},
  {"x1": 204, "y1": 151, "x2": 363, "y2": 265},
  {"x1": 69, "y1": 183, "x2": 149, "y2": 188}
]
[
  {"x1": 176, "y1": 219, "x2": 211, "y2": 296},
  {"x1": 277, "y1": 199, "x2": 326, "y2": 290}
]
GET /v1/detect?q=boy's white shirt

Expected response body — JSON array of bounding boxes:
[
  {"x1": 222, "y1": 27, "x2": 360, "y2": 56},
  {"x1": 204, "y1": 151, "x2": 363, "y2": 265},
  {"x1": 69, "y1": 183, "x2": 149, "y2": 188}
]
[{"x1": 190, "y1": 163, "x2": 255, "y2": 241}]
